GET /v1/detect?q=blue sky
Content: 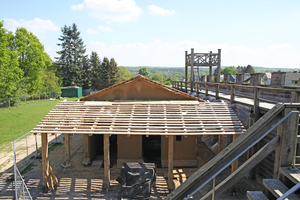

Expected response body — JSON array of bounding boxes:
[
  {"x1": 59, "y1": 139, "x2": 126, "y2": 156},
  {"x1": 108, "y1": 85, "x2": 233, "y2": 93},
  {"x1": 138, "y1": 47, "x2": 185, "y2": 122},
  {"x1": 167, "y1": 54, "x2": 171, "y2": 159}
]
[{"x1": 1, "y1": 0, "x2": 300, "y2": 68}]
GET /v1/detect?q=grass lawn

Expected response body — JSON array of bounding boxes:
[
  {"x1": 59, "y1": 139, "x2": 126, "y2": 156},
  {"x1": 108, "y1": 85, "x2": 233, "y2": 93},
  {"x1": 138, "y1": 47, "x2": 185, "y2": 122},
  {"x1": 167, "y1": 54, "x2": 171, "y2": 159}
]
[{"x1": 0, "y1": 97, "x2": 80, "y2": 147}]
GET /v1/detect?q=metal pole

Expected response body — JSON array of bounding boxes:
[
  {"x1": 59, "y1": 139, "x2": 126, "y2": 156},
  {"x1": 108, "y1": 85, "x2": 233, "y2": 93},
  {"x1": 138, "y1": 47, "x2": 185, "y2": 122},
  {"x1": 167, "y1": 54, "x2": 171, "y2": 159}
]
[
  {"x1": 14, "y1": 141, "x2": 18, "y2": 200},
  {"x1": 55, "y1": 133, "x2": 58, "y2": 144},
  {"x1": 26, "y1": 135, "x2": 28, "y2": 157},
  {"x1": 35, "y1": 134, "x2": 38, "y2": 157}
]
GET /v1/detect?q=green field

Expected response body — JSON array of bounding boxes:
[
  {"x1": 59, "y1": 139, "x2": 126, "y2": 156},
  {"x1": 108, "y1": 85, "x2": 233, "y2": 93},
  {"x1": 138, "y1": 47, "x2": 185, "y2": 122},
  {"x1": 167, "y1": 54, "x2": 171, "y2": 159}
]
[{"x1": 0, "y1": 97, "x2": 80, "y2": 147}]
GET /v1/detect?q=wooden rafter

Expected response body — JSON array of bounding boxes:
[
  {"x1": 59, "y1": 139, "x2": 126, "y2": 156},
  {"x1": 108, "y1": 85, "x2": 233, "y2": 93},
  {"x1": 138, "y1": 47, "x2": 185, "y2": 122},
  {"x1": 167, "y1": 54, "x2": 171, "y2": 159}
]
[{"x1": 31, "y1": 101, "x2": 245, "y2": 136}]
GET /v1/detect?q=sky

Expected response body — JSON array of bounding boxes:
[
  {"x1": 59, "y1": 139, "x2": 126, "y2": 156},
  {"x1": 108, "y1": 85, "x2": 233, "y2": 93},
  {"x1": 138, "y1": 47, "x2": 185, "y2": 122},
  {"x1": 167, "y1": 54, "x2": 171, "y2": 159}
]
[{"x1": 1, "y1": 0, "x2": 300, "y2": 68}]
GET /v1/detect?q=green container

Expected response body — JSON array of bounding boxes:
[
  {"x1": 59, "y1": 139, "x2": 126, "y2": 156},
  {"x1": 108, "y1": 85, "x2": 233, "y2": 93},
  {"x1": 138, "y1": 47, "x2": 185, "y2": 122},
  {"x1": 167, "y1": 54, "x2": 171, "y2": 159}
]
[{"x1": 61, "y1": 86, "x2": 82, "y2": 97}]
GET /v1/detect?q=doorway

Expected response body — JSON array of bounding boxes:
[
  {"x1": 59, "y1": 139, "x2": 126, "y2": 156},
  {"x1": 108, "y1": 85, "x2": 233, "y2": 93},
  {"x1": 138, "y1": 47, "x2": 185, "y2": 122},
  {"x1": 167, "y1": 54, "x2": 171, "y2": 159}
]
[{"x1": 142, "y1": 135, "x2": 161, "y2": 167}]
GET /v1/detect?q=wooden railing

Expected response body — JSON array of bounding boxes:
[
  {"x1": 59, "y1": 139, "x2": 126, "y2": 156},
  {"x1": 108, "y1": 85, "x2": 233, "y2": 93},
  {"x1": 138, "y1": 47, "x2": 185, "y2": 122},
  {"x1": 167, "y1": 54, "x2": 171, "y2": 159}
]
[{"x1": 172, "y1": 81, "x2": 300, "y2": 120}]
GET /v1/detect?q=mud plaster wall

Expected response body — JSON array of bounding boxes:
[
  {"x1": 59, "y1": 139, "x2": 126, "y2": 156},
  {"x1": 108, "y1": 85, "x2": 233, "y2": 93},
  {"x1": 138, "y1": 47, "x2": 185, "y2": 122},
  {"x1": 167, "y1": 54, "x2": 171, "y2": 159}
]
[
  {"x1": 117, "y1": 135, "x2": 142, "y2": 159},
  {"x1": 86, "y1": 134, "x2": 103, "y2": 160},
  {"x1": 161, "y1": 135, "x2": 197, "y2": 160},
  {"x1": 86, "y1": 79, "x2": 195, "y2": 101}
]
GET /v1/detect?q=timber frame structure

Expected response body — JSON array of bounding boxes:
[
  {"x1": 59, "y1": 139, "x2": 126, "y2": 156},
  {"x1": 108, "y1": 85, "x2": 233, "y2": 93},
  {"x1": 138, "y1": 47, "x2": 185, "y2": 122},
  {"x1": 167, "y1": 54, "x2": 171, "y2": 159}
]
[
  {"x1": 31, "y1": 75, "x2": 244, "y2": 192},
  {"x1": 185, "y1": 48, "x2": 221, "y2": 93}
]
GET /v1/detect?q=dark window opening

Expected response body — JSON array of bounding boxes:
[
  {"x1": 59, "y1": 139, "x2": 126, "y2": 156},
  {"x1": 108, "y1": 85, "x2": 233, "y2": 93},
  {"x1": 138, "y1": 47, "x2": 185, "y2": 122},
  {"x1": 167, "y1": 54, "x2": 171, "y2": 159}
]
[{"x1": 176, "y1": 135, "x2": 182, "y2": 141}]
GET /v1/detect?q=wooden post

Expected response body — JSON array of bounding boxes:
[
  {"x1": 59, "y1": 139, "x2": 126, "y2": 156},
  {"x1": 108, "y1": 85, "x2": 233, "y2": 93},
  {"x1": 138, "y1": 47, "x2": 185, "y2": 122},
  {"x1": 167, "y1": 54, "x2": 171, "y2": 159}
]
[
  {"x1": 168, "y1": 135, "x2": 174, "y2": 190},
  {"x1": 41, "y1": 133, "x2": 49, "y2": 189},
  {"x1": 231, "y1": 134, "x2": 239, "y2": 173},
  {"x1": 65, "y1": 134, "x2": 71, "y2": 167},
  {"x1": 196, "y1": 82, "x2": 199, "y2": 95},
  {"x1": 181, "y1": 82, "x2": 183, "y2": 91},
  {"x1": 215, "y1": 84, "x2": 219, "y2": 100},
  {"x1": 190, "y1": 48, "x2": 194, "y2": 93},
  {"x1": 217, "y1": 49, "x2": 221, "y2": 83},
  {"x1": 218, "y1": 135, "x2": 223, "y2": 153},
  {"x1": 291, "y1": 91, "x2": 300, "y2": 103},
  {"x1": 253, "y1": 88, "x2": 260, "y2": 122},
  {"x1": 205, "y1": 83, "x2": 208, "y2": 97},
  {"x1": 230, "y1": 85, "x2": 235, "y2": 104},
  {"x1": 83, "y1": 134, "x2": 90, "y2": 165},
  {"x1": 103, "y1": 134, "x2": 110, "y2": 192},
  {"x1": 209, "y1": 51, "x2": 212, "y2": 82},
  {"x1": 274, "y1": 108, "x2": 299, "y2": 179},
  {"x1": 185, "y1": 51, "x2": 188, "y2": 93}
]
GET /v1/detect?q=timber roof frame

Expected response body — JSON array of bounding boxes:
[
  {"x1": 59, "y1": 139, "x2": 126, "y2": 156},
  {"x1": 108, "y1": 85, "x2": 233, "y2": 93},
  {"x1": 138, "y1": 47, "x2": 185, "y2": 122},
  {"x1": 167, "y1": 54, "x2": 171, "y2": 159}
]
[{"x1": 31, "y1": 100, "x2": 245, "y2": 136}]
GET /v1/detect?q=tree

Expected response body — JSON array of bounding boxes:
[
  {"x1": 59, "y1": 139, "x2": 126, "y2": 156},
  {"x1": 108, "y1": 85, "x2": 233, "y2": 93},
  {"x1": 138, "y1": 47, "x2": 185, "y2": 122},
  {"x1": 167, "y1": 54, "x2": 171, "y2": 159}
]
[
  {"x1": 99, "y1": 57, "x2": 121, "y2": 90},
  {"x1": 13, "y1": 27, "x2": 52, "y2": 94},
  {"x1": 81, "y1": 56, "x2": 90, "y2": 89},
  {"x1": 56, "y1": 23, "x2": 86, "y2": 87},
  {"x1": 151, "y1": 73, "x2": 166, "y2": 84},
  {"x1": 119, "y1": 66, "x2": 132, "y2": 81},
  {"x1": 221, "y1": 66, "x2": 237, "y2": 75},
  {"x1": 139, "y1": 67, "x2": 150, "y2": 78},
  {"x1": 245, "y1": 65, "x2": 255, "y2": 73},
  {"x1": 90, "y1": 52, "x2": 101, "y2": 90},
  {"x1": 0, "y1": 21, "x2": 23, "y2": 98}
]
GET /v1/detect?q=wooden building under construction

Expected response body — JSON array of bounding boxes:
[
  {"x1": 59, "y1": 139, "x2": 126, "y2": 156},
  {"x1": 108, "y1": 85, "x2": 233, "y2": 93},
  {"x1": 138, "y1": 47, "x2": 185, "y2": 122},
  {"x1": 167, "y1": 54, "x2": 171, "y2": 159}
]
[{"x1": 31, "y1": 75, "x2": 244, "y2": 190}]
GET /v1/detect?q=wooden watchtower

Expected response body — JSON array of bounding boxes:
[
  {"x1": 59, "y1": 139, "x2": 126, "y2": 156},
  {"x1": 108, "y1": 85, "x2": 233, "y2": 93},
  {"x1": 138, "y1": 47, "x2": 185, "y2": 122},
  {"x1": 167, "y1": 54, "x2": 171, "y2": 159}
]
[{"x1": 185, "y1": 48, "x2": 221, "y2": 92}]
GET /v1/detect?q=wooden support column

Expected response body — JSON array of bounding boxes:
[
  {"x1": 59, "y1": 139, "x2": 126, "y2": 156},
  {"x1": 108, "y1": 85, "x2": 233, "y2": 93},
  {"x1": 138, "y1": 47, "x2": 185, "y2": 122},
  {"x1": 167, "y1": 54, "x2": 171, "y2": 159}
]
[
  {"x1": 190, "y1": 48, "x2": 194, "y2": 93},
  {"x1": 185, "y1": 51, "x2": 188, "y2": 93},
  {"x1": 230, "y1": 85, "x2": 235, "y2": 104},
  {"x1": 65, "y1": 134, "x2": 71, "y2": 167},
  {"x1": 274, "y1": 108, "x2": 299, "y2": 180},
  {"x1": 196, "y1": 82, "x2": 199, "y2": 95},
  {"x1": 103, "y1": 134, "x2": 110, "y2": 192},
  {"x1": 291, "y1": 91, "x2": 300, "y2": 103},
  {"x1": 205, "y1": 83, "x2": 208, "y2": 97},
  {"x1": 253, "y1": 88, "x2": 260, "y2": 122},
  {"x1": 215, "y1": 84, "x2": 219, "y2": 100},
  {"x1": 217, "y1": 49, "x2": 221, "y2": 83},
  {"x1": 218, "y1": 135, "x2": 223, "y2": 153},
  {"x1": 231, "y1": 134, "x2": 239, "y2": 173},
  {"x1": 41, "y1": 133, "x2": 49, "y2": 189},
  {"x1": 168, "y1": 135, "x2": 174, "y2": 190},
  {"x1": 180, "y1": 81, "x2": 183, "y2": 91}
]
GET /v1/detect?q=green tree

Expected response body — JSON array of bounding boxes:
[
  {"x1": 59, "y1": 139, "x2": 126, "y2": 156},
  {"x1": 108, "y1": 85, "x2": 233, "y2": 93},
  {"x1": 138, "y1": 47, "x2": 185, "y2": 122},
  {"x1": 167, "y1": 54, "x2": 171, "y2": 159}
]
[
  {"x1": 0, "y1": 21, "x2": 23, "y2": 98},
  {"x1": 39, "y1": 68, "x2": 61, "y2": 95},
  {"x1": 13, "y1": 27, "x2": 52, "y2": 94},
  {"x1": 221, "y1": 66, "x2": 237, "y2": 75},
  {"x1": 90, "y1": 52, "x2": 101, "y2": 91},
  {"x1": 151, "y1": 73, "x2": 166, "y2": 84},
  {"x1": 56, "y1": 23, "x2": 86, "y2": 87},
  {"x1": 139, "y1": 67, "x2": 150, "y2": 78},
  {"x1": 99, "y1": 57, "x2": 121, "y2": 90},
  {"x1": 119, "y1": 66, "x2": 132, "y2": 80},
  {"x1": 81, "y1": 56, "x2": 90, "y2": 89},
  {"x1": 245, "y1": 65, "x2": 255, "y2": 73},
  {"x1": 109, "y1": 58, "x2": 121, "y2": 85}
]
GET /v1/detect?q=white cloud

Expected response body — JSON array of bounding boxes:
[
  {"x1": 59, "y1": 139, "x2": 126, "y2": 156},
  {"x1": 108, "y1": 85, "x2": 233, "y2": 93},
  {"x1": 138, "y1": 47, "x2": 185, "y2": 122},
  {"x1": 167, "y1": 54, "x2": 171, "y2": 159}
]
[
  {"x1": 71, "y1": 0, "x2": 143, "y2": 23},
  {"x1": 90, "y1": 41, "x2": 106, "y2": 47},
  {"x1": 148, "y1": 5, "x2": 176, "y2": 16},
  {"x1": 86, "y1": 40, "x2": 299, "y2": 68},
  {"x1": 97, "y1": 25, "x2": 113, "y2": 32},
  {"x1": 86, "y1": 28, "x2": 98, "y2": 34},
  {"x1": 4, "y1": 18, "x2": 59, "y2": 34}
]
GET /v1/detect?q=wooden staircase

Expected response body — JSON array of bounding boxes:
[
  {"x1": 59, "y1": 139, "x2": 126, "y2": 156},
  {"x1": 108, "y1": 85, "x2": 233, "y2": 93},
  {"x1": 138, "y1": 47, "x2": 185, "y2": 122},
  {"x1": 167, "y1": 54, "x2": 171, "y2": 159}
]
[{"x1": 247, "y1": 166, "x2": 300, "y2": 200}]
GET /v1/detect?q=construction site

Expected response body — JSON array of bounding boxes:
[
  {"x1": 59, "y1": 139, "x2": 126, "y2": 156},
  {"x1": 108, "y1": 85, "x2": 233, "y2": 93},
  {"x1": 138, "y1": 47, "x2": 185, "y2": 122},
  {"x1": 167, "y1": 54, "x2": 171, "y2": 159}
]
[{"x1": 2, "y1": 49, "x2": 300, "y2": 200}]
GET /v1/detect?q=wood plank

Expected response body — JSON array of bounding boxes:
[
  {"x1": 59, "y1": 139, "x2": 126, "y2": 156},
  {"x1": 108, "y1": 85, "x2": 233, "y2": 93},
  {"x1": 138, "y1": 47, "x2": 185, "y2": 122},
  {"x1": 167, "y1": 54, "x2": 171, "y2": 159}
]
[
  {"x1": 200, "y1": 135, "x2": 279, "y2": 200},
  {"x1": 231, "y1": 134, "x2": 239, "y2": 173},
  {"x1": 165, "y1": 103, "x2": 285, "y2": 200},
  {"x1": 49, "y1": 166, "x2": 60, "y2": 187},
  {"x1": 83, "y1": 134, "x2": 90, "y2": 165},
  {"x1": 103, "y1": 134, "x2": 110, "y2": 192},
  {"x1": 168, "y1": 135, "x2": 174, "y2": 190},
  {"x1": 263, "y1": 179, "x2": 300, "y2": 199},
  {"x1": 280, "y1": 167, "x2": 300, "y2": 184},
  {"x1": 41, "y1": 133, "x2": 49, "y2": 189},
  {"x1": 246, "y1": 191, "x2": 268, "y2": 200}
]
